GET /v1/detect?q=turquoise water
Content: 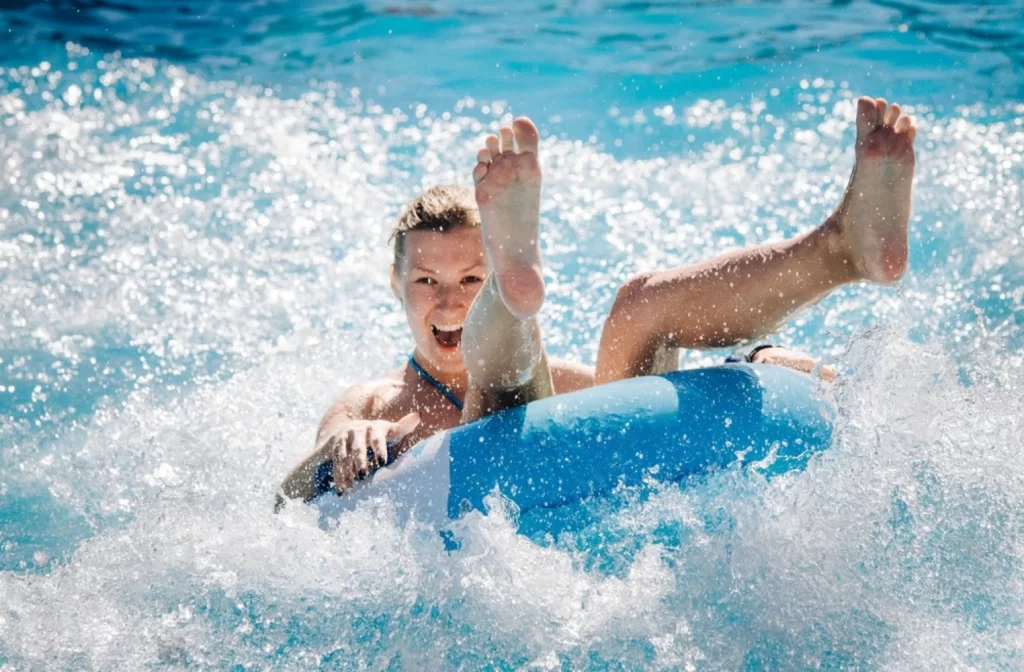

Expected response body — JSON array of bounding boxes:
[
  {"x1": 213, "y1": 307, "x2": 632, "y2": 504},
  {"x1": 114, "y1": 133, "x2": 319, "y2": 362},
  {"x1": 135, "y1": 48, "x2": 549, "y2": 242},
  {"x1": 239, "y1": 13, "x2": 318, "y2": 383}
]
[{"x1": 1, "y1": 1, "x2": 1023, "y2": 669}]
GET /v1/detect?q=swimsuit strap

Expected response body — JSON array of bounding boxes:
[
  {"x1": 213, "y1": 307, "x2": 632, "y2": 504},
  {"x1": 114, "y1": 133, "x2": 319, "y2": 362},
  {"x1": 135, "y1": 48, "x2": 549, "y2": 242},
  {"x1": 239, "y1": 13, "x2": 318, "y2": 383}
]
[{"x1": 408, "y1": 355, "x2": 464, "y2": 411}]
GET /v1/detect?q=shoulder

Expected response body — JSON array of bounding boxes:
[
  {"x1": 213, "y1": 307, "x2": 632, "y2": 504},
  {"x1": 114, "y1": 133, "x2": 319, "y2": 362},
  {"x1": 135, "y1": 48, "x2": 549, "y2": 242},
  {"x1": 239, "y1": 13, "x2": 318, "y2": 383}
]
[
  {"x1": 549, "y1": 357, "x2": 595, "y2": 394},
  {"x1": 318, "y1": 369, "x2": 408, "y2": 428}
]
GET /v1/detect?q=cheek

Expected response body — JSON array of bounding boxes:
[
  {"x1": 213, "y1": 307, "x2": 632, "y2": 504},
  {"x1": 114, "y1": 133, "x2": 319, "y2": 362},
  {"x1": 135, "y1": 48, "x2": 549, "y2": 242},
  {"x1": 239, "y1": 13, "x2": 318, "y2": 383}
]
[{"x1": 402, "y1": 290, "x2": 435, "y2": 325}]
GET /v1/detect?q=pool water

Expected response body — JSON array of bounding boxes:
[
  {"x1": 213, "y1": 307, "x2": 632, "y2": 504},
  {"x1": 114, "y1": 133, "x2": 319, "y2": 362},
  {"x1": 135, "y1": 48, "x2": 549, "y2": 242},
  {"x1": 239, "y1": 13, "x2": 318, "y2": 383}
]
[{"x1": 1, "y1": 1, "x2": 1023, "y2": 669}]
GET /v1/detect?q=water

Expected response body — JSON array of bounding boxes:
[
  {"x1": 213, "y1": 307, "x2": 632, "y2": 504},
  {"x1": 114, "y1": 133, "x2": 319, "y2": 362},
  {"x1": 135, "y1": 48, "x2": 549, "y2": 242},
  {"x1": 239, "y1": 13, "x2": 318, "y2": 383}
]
[{"x1": 1, "y1": 1, "x2": 1023, "y2": 668}]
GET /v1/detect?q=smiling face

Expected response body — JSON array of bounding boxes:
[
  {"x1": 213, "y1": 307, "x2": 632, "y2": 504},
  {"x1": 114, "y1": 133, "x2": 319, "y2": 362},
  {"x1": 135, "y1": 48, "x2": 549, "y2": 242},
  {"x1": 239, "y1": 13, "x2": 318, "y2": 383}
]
[{"x1": 390, "y1": 227, "x2": 488, "y2": 377}]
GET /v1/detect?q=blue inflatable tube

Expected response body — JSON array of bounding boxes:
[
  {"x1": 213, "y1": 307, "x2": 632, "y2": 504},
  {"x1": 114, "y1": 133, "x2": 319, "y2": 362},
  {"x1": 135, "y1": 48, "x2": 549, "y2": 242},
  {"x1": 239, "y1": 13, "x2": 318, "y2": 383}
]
[{"x1": 313, "y1": 364, "x2": 834, "y2": 534}]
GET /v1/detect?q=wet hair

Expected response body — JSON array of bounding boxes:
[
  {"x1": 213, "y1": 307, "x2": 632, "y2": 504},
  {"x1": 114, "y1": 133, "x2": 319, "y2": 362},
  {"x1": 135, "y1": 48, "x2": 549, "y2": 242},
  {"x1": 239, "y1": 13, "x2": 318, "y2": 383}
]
[{"x1": 389, "y1": 185, "x2": 480, "y2": 268}]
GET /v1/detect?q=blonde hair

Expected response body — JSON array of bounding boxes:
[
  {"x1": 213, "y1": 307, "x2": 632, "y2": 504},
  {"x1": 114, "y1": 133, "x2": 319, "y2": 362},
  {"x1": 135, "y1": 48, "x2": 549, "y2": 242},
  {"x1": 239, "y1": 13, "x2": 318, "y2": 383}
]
[{"x1": 389, "y1": 185, "x2": 480, "y2": 267}]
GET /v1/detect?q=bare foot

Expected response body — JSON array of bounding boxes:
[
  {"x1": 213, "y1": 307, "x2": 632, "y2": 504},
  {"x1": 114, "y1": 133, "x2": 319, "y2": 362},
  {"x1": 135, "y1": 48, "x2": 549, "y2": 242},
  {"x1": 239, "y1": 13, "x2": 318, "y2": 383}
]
[
  {"x1": 472, "y1": 117, "x2": 545, "y2": 320},
  {"x1": 831, "y1": 97, "x2": 916, "y2": 284}
]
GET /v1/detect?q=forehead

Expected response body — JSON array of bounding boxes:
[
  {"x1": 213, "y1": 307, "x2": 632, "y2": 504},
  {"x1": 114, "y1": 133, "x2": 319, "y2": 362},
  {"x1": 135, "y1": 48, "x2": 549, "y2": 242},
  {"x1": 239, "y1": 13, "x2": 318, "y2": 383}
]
[{"x1": 401, "y1": 228, "x2": 484, "y2": 271}]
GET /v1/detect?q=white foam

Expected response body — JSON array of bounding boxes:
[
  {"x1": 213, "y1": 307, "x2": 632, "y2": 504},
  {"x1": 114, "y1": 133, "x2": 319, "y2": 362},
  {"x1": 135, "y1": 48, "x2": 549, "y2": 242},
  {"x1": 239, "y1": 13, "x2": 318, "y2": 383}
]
[{"x1": 1, "y1": 49, "x2": 1022, "y2": 668}]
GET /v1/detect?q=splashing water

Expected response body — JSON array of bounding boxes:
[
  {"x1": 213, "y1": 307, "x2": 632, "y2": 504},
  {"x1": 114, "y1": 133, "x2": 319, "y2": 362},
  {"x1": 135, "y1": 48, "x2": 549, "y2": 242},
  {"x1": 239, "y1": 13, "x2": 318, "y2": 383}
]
[{"x1": 2, "y1": 2, "x2": 1024, "y2": 669}]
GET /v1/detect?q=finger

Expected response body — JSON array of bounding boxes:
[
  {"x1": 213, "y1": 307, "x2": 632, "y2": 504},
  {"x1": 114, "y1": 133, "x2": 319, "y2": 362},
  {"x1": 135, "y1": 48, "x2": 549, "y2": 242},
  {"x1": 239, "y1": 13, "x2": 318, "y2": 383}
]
[
  {"x1": 350, "y1": 426, "x2": 369, "y2": 476},
  {"x1": 332, "y1": 460, "x2": 349, "y2": 494},
  {"x1": 472, "y1": 161, "x2": 489, "y2": 184},
  {"x1": 369, "y1": 426, "x2": 389, "y2": 466},
  {"x1": 332, "y1": 435, "x2": 350, "y2": 493},
  {"x1": 339, "y1": 456, "x2": 356, "y2": 493},
  {"x1": 883, "y1": 102, "x2": 901, "y2": 127},
  {"x1": 342, "y1": 428, "x2": 362, "y2": 486},
  {"x1": 387, "y1": 412, "x2": 422, "y2": 443},
  {"x1": 512, "y1": 117, "x2": 540, "y2": 155},
  {"x1": 485, "y1": 134, "x2": 500, "y2": 157},
  {"x1": 818, "y1": 365, "x2": 838, "y2": 382},
  {"x1": 499, "y1": 126, "x2": 514, "y2": 154},
  {"x1": 341, "y1": 441, "x2": 359, "y2": 491}
]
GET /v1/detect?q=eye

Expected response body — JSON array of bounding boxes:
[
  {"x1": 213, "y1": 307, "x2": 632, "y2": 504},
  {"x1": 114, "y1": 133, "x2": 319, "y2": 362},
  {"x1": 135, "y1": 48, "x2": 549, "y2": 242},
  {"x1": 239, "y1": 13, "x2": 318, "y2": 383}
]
[
  {"x1": 462, "y1": 275, "x2": 483, "y2": 284},
  {"x1": 415, "y1": 277, "x2": 437, "y2": 285}
]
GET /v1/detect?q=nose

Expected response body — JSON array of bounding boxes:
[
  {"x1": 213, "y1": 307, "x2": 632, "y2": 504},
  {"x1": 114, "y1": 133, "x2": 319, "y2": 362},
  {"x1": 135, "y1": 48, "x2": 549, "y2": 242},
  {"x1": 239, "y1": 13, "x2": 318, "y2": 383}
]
[{"x1": 436, "y1": 283, "x2": 466, "y2": 311}]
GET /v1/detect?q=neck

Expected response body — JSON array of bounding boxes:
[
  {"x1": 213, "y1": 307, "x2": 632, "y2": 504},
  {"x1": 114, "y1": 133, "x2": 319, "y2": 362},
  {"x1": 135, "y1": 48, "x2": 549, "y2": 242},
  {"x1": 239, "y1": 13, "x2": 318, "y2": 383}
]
[{"x1": 411, "y1": 350, "x2": 468, "y2": 396}]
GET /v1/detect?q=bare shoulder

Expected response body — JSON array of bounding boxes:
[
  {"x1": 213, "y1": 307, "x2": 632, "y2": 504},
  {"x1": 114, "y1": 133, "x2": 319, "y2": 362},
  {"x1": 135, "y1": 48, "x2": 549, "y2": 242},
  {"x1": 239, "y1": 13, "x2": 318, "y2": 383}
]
[
  {"x1": 319, "y1": 365, "x2": 408, "y2": 427},
  {"x1": 549, "y1": 357, "x2": 596, "y2": 394}
]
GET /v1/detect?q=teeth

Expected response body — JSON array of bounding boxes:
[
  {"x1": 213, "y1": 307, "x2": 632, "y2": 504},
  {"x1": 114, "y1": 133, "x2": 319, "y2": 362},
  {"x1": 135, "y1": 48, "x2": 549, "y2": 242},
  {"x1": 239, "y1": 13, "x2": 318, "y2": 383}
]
[{"x1": 432, "y1": 324, "x2": 463, "y2": 332}]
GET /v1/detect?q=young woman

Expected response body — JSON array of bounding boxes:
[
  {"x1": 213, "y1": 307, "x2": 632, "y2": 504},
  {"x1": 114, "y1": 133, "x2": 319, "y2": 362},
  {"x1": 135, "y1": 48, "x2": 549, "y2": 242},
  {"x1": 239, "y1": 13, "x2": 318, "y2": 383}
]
[{"x1": 278, "y1": 97, "x2": 915, "y2": 505}]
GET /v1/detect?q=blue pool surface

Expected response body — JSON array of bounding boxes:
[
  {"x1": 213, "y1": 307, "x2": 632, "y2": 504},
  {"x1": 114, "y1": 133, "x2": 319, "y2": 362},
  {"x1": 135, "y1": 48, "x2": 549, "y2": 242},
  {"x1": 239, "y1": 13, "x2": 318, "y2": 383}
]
[{"x1": 1, "y1": 1, "x2": 1023, "y2": 669}]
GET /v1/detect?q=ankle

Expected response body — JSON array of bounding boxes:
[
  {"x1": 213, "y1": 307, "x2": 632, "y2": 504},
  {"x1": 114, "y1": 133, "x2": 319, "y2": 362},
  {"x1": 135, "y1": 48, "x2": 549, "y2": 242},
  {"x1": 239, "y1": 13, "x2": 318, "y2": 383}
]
[{"x1": 815, "y1": 216, "x2": 861, "y2": 285}]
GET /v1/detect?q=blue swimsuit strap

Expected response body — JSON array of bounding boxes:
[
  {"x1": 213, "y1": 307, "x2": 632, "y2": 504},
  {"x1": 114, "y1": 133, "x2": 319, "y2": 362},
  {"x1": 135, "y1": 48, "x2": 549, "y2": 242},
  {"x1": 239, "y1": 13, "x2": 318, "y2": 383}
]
[{"x1": 408, "y1": 355, "x2": 464, "y2": 411}]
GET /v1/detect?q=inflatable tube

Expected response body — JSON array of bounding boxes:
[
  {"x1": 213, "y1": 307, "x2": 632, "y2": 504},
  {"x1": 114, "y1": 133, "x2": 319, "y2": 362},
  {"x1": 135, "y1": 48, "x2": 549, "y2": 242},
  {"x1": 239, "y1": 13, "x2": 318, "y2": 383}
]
[{"x1": 313, "y1": 364, "x2": 834, "y2": 536}]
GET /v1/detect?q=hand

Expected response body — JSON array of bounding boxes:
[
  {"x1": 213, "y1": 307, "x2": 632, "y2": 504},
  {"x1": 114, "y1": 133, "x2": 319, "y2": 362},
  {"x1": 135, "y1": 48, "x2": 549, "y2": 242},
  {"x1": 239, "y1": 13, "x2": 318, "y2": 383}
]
[
  {"x1": 751, "y1": 346, "x2": 837, "y2": 382},
  {"x1": 316, "y1": 413, "x2": 421, "y2": 494}
]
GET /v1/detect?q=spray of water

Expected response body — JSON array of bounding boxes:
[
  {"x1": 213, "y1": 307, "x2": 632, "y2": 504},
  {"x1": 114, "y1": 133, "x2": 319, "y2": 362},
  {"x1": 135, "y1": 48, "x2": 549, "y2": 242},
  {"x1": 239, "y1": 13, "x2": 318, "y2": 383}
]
[{"x1": 1, "y1": 47, "x2": 1022, "y2": 669}]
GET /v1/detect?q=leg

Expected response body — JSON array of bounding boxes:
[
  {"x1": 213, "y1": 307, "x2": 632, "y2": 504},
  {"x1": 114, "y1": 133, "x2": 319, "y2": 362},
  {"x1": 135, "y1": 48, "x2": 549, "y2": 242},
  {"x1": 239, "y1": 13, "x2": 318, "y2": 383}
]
[
  {"x1": 596, "y1": 97, "x2": 917, "y2": 383},
  {"x1": 461, "y1": 275, "x2": 553, "y2": 422},
  {"x1": 461, "y1": 118, "x2": 553, "y2": 423}
]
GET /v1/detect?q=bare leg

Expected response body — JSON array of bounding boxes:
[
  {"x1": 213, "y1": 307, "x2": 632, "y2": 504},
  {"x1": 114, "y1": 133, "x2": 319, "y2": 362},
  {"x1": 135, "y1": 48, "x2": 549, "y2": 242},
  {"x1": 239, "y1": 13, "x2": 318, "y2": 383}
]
[
  {"x1": 596, "y1": 97, "x2": 917, "y2": 383},
  {"x1": 461, "y1": 117, "x2": 553, "y2": 423},
  {"x1": 461, "y1": 275, "x2": 553, "y2": 422}
]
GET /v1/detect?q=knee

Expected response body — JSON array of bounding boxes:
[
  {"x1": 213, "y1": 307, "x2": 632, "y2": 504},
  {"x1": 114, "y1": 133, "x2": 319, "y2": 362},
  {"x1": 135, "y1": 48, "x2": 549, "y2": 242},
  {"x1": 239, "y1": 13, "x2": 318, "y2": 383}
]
[
  {"x1": 617, "y1": 272, "x2": 652, "y2": 300},
  {"x1": 608, "y1": 272, "x2": 654, "y2": 324}
]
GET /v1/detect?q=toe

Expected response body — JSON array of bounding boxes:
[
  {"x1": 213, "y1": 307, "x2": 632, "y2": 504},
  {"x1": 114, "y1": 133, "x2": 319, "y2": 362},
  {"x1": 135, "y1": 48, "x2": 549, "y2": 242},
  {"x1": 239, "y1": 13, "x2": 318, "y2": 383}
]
[
  {"x1": 906, "y1": 124, "x2": 917, "y2": 144},
  {"x1": 856, "y1": 96, "x2": 879, "y2": 138},
  {"x1": 874, "y1": 98, "x2": 888, "y2": 122},
  {"x1": 499, "y1": 126, "x2": 515, "y2": 154},
  {"x1": 477, "y1": 147, "x2": 493, "y2": 164},
  {"x1": 895, "y1": 114, "x2": 911, "y2": 133},
  {"x1": 512, "y1": 117, "x2": 540, "y2": 155},
  {"x1": 884, "y1": 103, "x2": 901, "y2": 127},
  {"x1": 472, "y1": 161, "x2": 489, "y2": 184},
  {"x1": 485, "y1": 134, "x2": 500, "y2": 156}
]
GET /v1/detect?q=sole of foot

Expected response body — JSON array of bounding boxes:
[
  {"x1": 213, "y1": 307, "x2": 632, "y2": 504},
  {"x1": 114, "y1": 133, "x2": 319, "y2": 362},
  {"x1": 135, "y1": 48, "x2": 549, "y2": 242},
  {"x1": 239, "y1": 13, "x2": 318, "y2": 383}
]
[
  {"x1": 473, "y1": 117, "x2": 545, "y2": 320},
  {"x1": 833, "y1": 96, "x2": 917, "y2": 284}
]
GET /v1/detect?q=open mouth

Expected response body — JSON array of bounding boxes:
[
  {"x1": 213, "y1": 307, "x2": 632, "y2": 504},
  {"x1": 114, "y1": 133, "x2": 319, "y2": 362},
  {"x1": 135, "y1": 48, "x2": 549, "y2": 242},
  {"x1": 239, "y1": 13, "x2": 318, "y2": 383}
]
[{"x1": 431, "y1": 324, "x2": 463, "y2": 350}]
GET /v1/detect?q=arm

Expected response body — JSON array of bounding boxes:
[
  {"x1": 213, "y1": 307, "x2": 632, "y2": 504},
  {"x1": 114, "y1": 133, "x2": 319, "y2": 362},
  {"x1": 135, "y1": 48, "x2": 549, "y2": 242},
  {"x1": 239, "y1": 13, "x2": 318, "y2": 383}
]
[
  {"x1": 549, "y1": 358, "x2": 596, "y2": 394},
  {"x1": 278, "y1": 384, "x2": 372, "y2": 505},
  {"x1": 749, "y1": 345, "x2": 837, "y2": 381},
  {"x1": 277, "y1": 384, "x2": 422, "y2": 511}
]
